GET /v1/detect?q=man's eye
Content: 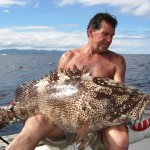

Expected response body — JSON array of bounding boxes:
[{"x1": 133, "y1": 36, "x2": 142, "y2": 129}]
[
  {"x1": 101, "y1": 32, "x2": 114, "y2": 38},
  {"x1": 102, "y1": 32, "x2": 109, "y2": 36}
]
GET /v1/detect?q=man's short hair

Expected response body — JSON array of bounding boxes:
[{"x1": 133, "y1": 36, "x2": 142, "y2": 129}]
[{"x1": 87, "y1": 12, "x2": 118, "y2": 32}]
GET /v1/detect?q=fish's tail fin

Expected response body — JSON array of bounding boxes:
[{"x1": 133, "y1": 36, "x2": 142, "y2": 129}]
[{"x1": 0, "y1": 107, "x2": 14, "y2": 130}]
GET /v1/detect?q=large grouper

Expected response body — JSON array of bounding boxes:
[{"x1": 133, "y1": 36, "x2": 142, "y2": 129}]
[{"x1": 0, "y1": 66, "x2": 150, "y2": 149}]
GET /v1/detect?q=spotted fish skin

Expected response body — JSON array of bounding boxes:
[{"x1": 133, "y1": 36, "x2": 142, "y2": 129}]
[{"x1": 0, "y1": 68, "x2": 149, "y2": 142}]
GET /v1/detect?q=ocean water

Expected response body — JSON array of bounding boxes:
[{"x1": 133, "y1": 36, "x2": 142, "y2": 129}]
[
  {"x1": 0, "y1": 53, "x2": 150, "y2": 137},
  {"x1": 0, "y1": 53, "x2": 61, "y2": 136}
]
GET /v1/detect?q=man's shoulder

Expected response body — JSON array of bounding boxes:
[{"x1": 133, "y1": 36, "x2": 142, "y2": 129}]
[
  {"x1": 107, "y1": 50, "x2": 125, "y2": 66},
  {"x1": 63, "y1": 49, "x2": 81, "y2": 58},
  {"x1": 108, "y1": 50, "x2": 125, "y2": 60}
]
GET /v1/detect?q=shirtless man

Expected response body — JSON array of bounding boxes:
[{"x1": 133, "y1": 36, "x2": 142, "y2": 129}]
[
  {"x1": 58, "y1": 13, "x2": 128, "y2": 150},
  {"x1": 6, "y1": 12, "x2": 128, "y2": 150}
]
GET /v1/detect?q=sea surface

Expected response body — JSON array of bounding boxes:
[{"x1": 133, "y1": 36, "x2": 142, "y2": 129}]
[{"x1": 0, "y1": 53, "x2": 150, "y2": 137}]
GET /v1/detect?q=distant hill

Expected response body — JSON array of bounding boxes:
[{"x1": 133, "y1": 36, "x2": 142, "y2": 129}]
[{"x1": 0, "y1": 49, "x2": 65, "y2": 55}]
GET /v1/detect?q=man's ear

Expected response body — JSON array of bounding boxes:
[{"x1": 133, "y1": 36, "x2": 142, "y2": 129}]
[{"x1": 87, "y1": 28, "x2": 94, "y2": 38}]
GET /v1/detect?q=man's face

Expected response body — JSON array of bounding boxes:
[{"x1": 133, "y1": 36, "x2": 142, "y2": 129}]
[{"x1": 90, "y1": 21, "x2": 115, "y2": 53}]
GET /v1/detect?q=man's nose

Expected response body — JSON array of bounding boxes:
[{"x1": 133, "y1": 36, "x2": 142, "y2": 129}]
[{"x1": 106, "y1": 36, "x2": 112, "y2": 43}]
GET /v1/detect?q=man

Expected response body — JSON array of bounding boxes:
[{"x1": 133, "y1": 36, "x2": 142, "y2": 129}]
[
  {"x1": 7, "y1": 12, "x2": 145, "y2": 150},
  {"x1": 57, "y1": 12, "x2": 128, "y2": 150}
]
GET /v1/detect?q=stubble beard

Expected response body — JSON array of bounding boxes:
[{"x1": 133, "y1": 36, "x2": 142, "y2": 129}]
[{"x1": 98, "y1": 44, "x2": 110, "y2": 53}]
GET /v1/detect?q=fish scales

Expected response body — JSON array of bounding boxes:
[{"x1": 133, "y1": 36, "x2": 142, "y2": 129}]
[{"x1": 0, "y1": 67, "x2": 149, "y2": 147}]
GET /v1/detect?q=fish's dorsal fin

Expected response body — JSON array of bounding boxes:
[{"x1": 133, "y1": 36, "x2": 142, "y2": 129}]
[
  {"x1": 60, "y1": 65, "x2": 88, "y2": 81},
  {"x1": 14, "y1": 80, "x2": 38, "y2": 102},
  {"x1": 48, "y1": 70, "x2": 59, "y2": 83}
]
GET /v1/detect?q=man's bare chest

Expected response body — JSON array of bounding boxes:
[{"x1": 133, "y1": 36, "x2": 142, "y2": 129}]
[{"x1": 65, "y1": 57, "x2": 115, "y2": 78}]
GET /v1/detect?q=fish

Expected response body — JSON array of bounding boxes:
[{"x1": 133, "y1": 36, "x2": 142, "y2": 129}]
[{"x1": 0, "y1": 66, "x2": 150, "y2": 149}]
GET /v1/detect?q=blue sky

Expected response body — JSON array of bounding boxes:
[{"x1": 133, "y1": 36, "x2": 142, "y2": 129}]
[{"x1": 0, "y1": 0, "x2": 150, "y2": 54}]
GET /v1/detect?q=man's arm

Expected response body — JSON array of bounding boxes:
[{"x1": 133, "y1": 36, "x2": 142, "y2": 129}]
[{"x1": 113, "y1": 55, "x2": 126, "y2": 83}]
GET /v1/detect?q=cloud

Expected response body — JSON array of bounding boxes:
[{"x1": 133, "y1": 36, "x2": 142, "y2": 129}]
[
  {"x1": 3, "y1": 9, "x2": 10, "y2": 13},
  {"x1": 0, "y1": 26, "x2": 87, "y2": 51},
  {"x1": 57, "y1": 0, "x2": 150, "y2": 18},
  {"x1": 0, "y1": 26, "x2": 149, "y2": 54},
  {"x1": 0, "y1": 0, "x2": 28, "y2": 7},
  {"x1": 110, "y1": 33, "x2": 150, "y2": 54}
]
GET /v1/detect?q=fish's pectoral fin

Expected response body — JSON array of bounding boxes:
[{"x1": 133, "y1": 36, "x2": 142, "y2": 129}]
[
  {"x1": 74, "y1": 118, "x2": 90, "y2": 143},
  {"x1": 78, "y1": 133, "x2": 94, "y2": 150}
]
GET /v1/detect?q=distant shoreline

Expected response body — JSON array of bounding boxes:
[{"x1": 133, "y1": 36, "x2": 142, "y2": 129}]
[
  {"x1": 0, "y1": 49, "x2": 65, "y2": 55},
  {"x1": 0, "y1": 49, "x2": 149, "y2": 55}
]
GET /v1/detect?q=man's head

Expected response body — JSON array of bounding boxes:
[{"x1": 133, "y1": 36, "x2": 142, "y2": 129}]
[
  {"x1": 87, "y1": 12, "x2": 118, "y2": 34},
  {"x1": 87, "y1": 12, "x2": 118, "y2": 53}
]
